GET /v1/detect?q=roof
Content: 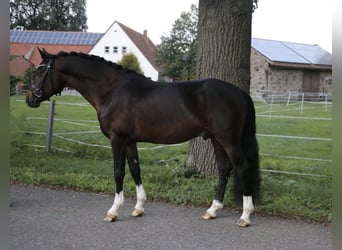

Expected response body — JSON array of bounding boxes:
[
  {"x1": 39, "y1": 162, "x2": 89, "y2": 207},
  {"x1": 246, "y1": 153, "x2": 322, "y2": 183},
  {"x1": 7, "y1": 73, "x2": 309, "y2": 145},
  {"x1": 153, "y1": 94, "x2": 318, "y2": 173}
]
[
  {"x1": 252, "y1": 38, "x2": 332, "y2": 68},
  {"x1": 116, "y1": 22, "x2": 163, "y2": 72},
  {"x1": 10, "y1": 30, "x2": 102, "y2": 45},
  {"x1": 10, "y1": 25, "x2": 162, "y2": 72},
  {"x1": 10, "y1": 30, "x2": 101, "y2": 66},
  {"x1": 10, "y1": 44, "x2": 94, "y2": 66}
]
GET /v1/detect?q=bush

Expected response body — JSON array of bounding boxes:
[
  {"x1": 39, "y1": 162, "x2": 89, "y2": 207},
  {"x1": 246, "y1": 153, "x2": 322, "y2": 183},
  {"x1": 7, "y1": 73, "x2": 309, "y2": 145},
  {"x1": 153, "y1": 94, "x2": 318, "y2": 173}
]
[
  {"x1": 10, "y1": 75, "x2": 19, "y2": 96},
  {"x1": 117, "y1": 53, "x2": 144, "y2": 75}
]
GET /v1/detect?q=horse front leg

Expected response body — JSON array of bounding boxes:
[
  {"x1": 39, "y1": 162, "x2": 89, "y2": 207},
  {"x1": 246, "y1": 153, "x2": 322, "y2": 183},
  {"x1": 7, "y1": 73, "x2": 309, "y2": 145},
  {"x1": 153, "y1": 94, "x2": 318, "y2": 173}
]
[
  {"x1": 127, "y1": 142, "x2": 146, "y2": 217},
  {"x1": 104, "y1": 137, "x2": 127, "y2": 222}
]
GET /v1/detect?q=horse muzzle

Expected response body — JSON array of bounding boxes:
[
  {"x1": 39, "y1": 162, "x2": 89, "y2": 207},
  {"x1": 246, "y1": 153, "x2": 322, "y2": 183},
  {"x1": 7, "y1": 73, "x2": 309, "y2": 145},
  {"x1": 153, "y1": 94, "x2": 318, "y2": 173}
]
[{"x1": 25, "y1": 91, "x2": 41, "y2": 108}]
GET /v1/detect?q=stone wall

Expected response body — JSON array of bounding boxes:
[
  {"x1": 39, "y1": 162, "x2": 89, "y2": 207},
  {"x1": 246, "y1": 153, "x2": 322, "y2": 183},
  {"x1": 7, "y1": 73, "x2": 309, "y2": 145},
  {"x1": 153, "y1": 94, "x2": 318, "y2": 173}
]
[
  {"x1": 266, "y1": 68, "x2": 303, "y2": 94},
  {"x1": 250, "y1": 48, "x2": 332, "y2": 96},
  {"x1": 319, "y1": 72, "x2": 332, "y2": 96},
  {"x1": 250, "y1": 48, "x2": 269, "y2": 93}
]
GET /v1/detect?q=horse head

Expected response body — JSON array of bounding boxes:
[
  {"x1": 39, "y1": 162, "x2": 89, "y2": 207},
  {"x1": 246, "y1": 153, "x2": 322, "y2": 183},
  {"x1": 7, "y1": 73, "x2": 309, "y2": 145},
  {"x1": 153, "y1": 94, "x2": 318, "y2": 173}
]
[{"x1": 26, "y1": 48, "x2": 63, "y2": 108}]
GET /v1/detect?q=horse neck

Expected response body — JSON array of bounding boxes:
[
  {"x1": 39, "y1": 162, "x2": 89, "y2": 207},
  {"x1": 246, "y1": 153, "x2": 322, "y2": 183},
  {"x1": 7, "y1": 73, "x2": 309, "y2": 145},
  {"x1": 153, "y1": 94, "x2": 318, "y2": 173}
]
[
  {"x1": 56, "y1": 57, "x2": 119, "y2": 112},
  {"x1": 68, "y1": 77, "x2": 113, "y2": 112}
]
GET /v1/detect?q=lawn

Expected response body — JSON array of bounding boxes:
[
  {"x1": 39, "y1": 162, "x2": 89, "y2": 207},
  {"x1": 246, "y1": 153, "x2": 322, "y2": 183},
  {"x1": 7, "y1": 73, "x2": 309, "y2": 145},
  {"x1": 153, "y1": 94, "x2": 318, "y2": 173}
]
[{"x1": 10, "y1": 95, "x2": 332, "y2": 223}]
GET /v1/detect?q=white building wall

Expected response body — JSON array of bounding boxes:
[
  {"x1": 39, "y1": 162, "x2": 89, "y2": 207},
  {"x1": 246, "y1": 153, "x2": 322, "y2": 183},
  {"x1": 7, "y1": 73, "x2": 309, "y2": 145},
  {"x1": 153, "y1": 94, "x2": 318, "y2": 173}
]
[{"x1": 89, "y1": 22, "x2": 158, "y2": 81}]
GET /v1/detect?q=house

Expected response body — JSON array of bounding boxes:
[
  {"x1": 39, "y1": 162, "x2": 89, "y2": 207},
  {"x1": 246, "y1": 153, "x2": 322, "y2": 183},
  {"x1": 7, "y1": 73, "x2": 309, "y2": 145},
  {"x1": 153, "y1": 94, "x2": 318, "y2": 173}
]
[
  {"x1": 10, "y1": 21, "x2": 162, "y2": 81},
  {"x1": 89, "y1": 21, "x2": 163, "y2": 81},
  {"x1": 250, "y1": 38, "x2": 332, "y2": 99}
]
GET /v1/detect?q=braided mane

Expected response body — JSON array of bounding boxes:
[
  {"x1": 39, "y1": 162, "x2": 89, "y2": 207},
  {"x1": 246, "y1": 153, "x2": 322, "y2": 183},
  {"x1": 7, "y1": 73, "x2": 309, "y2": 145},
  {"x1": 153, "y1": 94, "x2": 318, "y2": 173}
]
[{"x1": 56, "y1": 51, "x2": 145, "y2": 77}]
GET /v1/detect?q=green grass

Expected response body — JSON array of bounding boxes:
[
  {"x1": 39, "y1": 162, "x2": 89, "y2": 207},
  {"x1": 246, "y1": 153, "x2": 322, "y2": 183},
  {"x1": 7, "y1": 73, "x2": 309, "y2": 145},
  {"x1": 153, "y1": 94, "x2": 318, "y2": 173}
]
[{"x1": 10, "y1": 95, "x2": 332, "y2": 223}]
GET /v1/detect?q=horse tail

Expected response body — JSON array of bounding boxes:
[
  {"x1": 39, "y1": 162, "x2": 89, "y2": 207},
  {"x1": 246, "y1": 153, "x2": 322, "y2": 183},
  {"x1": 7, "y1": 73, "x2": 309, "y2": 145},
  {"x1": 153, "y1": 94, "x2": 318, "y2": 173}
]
[{"x1": 233, "y1": 91, "x2": 261, "y2": 203}]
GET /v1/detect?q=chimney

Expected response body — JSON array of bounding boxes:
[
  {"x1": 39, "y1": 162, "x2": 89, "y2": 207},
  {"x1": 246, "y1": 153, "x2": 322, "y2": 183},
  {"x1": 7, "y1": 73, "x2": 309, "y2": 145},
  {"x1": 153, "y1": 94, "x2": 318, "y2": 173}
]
[{"x1": 143, "y1": 30, "x2": 148, "y2": 39}]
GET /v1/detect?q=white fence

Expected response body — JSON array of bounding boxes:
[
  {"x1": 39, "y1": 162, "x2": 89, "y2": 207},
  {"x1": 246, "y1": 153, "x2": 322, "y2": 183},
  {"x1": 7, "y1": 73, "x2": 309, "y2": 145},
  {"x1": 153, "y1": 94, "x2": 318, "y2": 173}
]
[
  {"x1": 251, "y1": 91, "x2": 332, "y2": 118},
  {"x1": 252, "y1": 90, "x2": 332, "y2": 103},
  {"x1": 18, "y1": 98, "x2": 332, "y2": 178}
]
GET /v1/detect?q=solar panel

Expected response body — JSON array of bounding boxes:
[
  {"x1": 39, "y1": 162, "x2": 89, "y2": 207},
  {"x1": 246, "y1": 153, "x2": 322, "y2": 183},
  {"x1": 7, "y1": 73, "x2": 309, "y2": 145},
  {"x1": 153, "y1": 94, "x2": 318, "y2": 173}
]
[
  {"x1": 252, "y1": 38, "x2": 332, "y2": 65},
  {"x1": 282, "y1": 42, "x2": 332, "y2": 65},
  {"x1": 252, "y1": 38, "x2": 310, "y2": 64},
  {"x1": 10, "y1": 30, "x2": 102, "y2": 45}
]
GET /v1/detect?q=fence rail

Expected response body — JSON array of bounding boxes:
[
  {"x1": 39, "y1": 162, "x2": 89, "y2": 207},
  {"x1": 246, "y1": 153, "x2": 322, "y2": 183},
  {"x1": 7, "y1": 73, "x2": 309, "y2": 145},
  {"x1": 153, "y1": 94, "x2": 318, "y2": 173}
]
[
  {"x1": 17, "y1": 96, "x2": 332, "y2": 178},
  {"x1": 251, "y1": 91, "x2": 332, "y2": 116},
  {"x1": 251, "y1": 90, "x2": 332, "y2": 103}
]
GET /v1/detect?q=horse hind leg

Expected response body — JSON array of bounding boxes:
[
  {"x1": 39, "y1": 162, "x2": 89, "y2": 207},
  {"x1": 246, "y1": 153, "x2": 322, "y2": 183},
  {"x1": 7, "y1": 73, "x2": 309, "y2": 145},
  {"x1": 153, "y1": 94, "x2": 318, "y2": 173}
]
[
  {"x1": 127, "y1": 143, "x2": 147, "y2": 217},
  {"x1": 236, "y1": 195, "x2": 255, "y2": 227},
  {"x1": 226, "y1": 136, "x2": 260, "y2": 227},
  {"x1": 203, "y1": 138, "x2": 233, "y2": 220}
]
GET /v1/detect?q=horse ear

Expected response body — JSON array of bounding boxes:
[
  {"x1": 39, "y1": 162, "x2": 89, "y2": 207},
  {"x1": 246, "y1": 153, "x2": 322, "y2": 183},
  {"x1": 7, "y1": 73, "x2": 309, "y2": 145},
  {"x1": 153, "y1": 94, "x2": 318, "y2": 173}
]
[{"x1": 38, "y1": 47, "x2": 49, "y2": 62}]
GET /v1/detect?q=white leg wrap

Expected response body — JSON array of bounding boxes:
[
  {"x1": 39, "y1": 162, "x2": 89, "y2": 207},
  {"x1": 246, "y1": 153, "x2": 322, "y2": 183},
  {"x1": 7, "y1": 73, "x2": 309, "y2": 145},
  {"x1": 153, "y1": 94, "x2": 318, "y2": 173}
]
[
  {"x1": 108, "y1": 191, "x2": 124, "y2": 216},
  {"x1": 206, "y1": 200, "x2": 223, "y2": 218},
  {"x1": 134, "y1": 185, "x2": 147, "y2": 212},
  {"x1": 239, "y1": 195, "x2": 254, "y2": 223}
]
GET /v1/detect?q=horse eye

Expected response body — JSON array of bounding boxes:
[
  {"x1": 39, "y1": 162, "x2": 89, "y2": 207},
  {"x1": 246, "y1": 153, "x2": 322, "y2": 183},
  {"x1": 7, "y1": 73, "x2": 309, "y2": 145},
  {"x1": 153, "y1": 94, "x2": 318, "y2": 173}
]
[
  {"x1": 38, "y1": 67, "x2": 45, "y2": 73},
  {"x1": 34, "y1": 68, "x2": 44, "y2": 77}
]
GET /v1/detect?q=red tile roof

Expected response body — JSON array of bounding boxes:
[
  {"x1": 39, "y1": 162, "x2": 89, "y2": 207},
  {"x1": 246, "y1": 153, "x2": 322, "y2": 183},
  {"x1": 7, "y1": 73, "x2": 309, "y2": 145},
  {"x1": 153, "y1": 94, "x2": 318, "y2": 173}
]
[
  {"x1": 10, "y1": 43, "x2": 93, "y2": 77},
  {"x1": 10, "y1": 43, "x2": 93, "y2": 66}
]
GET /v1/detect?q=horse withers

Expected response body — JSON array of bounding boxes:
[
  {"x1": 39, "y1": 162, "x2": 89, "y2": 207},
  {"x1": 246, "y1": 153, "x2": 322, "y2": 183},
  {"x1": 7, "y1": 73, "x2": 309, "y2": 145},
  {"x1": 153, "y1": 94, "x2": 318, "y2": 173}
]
[{"x1": 26, "y1": 48, "x2": 260, "y2": 227}]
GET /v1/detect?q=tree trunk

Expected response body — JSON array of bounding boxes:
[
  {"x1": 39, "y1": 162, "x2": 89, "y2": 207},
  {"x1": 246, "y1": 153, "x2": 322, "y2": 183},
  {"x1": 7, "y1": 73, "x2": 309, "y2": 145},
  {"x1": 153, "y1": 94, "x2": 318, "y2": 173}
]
[{"x1": 185, "y1": 0, "x2": 254, "y2": 176}]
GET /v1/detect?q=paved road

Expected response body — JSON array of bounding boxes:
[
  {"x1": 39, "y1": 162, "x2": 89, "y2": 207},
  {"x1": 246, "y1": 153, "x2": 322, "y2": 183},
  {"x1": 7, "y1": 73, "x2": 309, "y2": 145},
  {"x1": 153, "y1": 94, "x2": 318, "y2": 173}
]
[{"x1": 10, "y1": 184, "x2": 331, "y2": 250}]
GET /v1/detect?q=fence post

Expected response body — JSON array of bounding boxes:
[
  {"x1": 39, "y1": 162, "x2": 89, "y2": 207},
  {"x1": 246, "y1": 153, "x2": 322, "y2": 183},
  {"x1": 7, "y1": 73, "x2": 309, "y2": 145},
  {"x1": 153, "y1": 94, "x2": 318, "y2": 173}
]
[
  {"x1": 287, "y1": 91, "x2": 291, "y2": 106},
  {"x1": 301, "y1": 93, "x2": 304, "y2": 114},
  {"x1": 269, "y1": 94, "x2": 274, "y2": 118},
  {"x1": 46, "y1": 100, "x2": 55, "y2": 152}
]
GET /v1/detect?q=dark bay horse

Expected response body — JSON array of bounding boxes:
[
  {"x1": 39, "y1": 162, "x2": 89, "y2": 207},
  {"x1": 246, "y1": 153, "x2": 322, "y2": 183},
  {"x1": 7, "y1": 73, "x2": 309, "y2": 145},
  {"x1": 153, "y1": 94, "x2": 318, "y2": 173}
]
[{"x1": 26, "y1": 48, "x2": 260, "y2": 227}]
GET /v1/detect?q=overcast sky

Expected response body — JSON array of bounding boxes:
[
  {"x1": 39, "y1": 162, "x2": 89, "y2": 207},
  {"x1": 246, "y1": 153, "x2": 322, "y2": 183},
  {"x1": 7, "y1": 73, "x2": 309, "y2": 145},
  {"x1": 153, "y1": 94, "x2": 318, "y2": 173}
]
[{"x1": 86, "y1": 0, "x2": 332, "y2": 53}]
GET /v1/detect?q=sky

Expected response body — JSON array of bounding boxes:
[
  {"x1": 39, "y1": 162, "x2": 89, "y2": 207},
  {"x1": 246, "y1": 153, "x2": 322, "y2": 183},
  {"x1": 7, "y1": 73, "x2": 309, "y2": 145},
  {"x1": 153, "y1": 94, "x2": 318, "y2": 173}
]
[{"x1": 86, "y1": 0, "x2": 332, "y2": 53}]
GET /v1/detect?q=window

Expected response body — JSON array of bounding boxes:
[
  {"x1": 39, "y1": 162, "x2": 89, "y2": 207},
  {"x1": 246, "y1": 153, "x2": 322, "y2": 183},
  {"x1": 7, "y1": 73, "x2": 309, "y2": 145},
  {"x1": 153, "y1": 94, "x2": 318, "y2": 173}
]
[
  {"x1": 113, "y1": 46, "x2": 118, "y2": 54},
  {"x1": 104, "y1": 46, "x2": 109, "y2": 53},
  {"x1": 122, "y1": 46, "x2": 127, "y2": 54}
]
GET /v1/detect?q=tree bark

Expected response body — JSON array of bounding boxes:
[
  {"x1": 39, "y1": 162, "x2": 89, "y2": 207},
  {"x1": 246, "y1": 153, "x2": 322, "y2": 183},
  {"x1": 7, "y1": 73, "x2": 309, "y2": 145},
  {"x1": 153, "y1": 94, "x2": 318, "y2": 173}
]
[{"x1": 185, "y1": 0, "x2": 254, "y2": 176}]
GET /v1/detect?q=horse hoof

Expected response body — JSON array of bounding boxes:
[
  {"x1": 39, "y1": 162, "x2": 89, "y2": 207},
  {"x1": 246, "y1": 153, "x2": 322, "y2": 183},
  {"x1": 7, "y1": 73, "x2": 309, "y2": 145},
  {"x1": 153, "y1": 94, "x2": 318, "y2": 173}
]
[
  {"x1": 103, "y1": 213, "x2": 117, "y2": 222},
  {"x1": 132, "y1": 209, "x2": 144, "y2": 217},
  {"x1": 202, "y1": 212, "x2": 215, "y2": 220},
  {"x1": 236, "y1": 218, "x2": 250, "y2": 227}
]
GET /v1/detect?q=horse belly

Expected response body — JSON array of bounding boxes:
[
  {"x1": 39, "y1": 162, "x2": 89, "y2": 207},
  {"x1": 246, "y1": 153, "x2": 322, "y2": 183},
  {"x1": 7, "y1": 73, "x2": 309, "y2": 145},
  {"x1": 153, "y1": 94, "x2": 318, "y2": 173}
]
[{"x1": 134, "y1": 117, "x2": 203, "y2": 144}]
